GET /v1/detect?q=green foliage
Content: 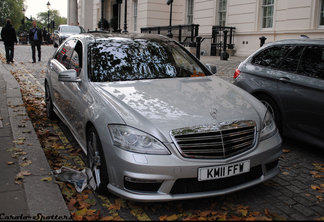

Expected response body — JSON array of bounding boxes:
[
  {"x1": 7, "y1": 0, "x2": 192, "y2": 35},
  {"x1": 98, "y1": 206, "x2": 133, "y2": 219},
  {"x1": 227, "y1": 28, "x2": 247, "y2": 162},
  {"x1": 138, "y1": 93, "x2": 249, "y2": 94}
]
[
  {"x1": 98, "y1": 18, "x2": 110, "y2": 31},
  {"x1": 0, "y1": 0, "x2": 24, "y2": 30},
  {"x1": 36, "y1": 9, "x2": 67, "y2": 32}
]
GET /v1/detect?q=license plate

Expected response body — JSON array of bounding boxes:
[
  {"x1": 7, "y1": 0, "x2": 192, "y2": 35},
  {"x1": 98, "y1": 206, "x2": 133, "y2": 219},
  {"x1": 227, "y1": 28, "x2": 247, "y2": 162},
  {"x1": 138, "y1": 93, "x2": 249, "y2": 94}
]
[{"x1": 198, "y1": 160, "x2": 250, "y2": 181}]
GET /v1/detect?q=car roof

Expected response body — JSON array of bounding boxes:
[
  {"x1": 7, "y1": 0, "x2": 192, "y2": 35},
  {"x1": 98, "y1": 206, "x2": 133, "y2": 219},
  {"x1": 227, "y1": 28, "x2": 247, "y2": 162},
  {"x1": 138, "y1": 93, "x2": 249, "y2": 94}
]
[
  {"x1": 265, "y1": 37, "x2": 324, "y2": 47},
  {"x1": 68, "y1": 32, "x2": 172, "y2": 44}
]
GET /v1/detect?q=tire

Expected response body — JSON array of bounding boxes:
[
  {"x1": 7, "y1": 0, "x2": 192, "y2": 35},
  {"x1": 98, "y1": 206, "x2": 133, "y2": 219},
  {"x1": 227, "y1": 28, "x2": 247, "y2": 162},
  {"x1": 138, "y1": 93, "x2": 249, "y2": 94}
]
[
  {"x1": 256, "y1": 94, "x2": 282, "y2": 133},
  {"x1": 45, "y1": 83, "x2": 57, "y2": 120},
  {"x1": 86, "y1": 126, "x2": 109, "y2": 194}
]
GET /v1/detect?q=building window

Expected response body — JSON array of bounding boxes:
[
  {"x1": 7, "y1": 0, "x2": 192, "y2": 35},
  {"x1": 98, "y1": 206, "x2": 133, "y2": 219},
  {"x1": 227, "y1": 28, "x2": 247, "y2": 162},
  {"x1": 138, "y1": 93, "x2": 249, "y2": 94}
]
[
  {"x1": 262, "y1": 0, "x2": 274, "y2": 28},
  {"x1": 218, "y1": 0, "x2": 227, "y2": 26},
  {"x1": 321, "y1": 0, "x2": 324, "y2": 26},
  {"x1": 133, "y1": 0, "x2": 138, "y2": 31},
  {"x1": 186, "y1": 0, "x2": 194, "y2": 24}
]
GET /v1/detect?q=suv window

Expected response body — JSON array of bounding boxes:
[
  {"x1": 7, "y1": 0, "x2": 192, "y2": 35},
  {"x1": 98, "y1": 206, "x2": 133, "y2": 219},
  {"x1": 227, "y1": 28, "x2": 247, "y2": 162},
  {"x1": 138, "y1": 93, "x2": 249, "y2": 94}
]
[
  {"x1": 298, "y1": 46, "x2": 324, "y2": 80},
  {"x1": 252, "y1": 45, "x2": 293, "y2": 68},
  {"x1": 278, "y1": 46, "x2": 304, "y2": 73}
]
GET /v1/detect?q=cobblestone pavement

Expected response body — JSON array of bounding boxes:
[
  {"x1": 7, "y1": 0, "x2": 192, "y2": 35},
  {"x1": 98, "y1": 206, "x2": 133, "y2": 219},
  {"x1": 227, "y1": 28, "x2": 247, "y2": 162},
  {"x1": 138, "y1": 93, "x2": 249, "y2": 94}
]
[{"x1": 1, "y1": 44, "x2": 324, "y2": 221}]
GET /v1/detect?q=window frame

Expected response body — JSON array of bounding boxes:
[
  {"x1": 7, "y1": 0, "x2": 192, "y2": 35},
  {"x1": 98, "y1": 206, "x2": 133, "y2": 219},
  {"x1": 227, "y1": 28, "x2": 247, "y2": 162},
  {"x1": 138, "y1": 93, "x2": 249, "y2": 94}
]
[
  {"x1": 186, "y1": 0, "x2": 194, "y2": 24},
  {"x1": 218, "y1": 0, "x2": 227, "y2": 26},
  {"x1": 261, "y1": 0, "x2": 274, "y2": 29},
  {"x1": 320, "y1": 0, "x2": 324, "y2": 26},
  {"x1": 133, "y1": 0, "x2": 138, "y2": 32}
]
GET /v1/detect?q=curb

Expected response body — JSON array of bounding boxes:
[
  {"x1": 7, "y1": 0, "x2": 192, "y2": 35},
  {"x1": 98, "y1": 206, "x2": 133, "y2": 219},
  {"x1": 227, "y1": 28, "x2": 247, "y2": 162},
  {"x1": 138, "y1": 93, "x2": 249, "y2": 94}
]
[{"x1": 1, "y1": 61, "x2": 71, "y2": 219}]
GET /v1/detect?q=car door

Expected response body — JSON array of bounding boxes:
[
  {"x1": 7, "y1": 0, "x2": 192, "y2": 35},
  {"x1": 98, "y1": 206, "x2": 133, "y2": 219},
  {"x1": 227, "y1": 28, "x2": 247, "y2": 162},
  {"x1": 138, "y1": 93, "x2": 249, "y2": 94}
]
[
  {"x1": 62, "y1": 40, "x2": 89, "y2": 141},
  {"x1": 49, "y1": 39, "x2": 77, "y2": 122},
  {"x1": 276, "y1": 45, "x2": 324, "y2": 142}
]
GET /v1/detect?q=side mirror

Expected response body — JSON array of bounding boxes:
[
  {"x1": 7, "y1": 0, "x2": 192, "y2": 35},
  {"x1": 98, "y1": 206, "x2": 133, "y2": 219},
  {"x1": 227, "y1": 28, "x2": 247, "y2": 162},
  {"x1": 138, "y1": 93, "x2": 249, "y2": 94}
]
[
  {"x1": 58, "y1": 69, "x2": 80, "y2": 82},
  {"x1": 205, "y1": 63, "x2": 217, "y2": 74},
  {"x1": 54, "y1": 30, "x2": 59, "y2": 34}
]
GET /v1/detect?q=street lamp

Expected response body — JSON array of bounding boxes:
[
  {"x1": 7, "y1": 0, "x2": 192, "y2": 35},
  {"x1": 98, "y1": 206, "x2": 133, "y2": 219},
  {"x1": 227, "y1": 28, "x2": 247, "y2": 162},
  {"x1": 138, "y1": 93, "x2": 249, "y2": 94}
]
[
  {"x1": 167, "y1": 0, "x2": 173, "y2": 38},
  {"x1": 47, "y1": 1, "x2": 51, "y2": 33},
  {"x1": 22, "y1": 7, "x2": 26, "y2": 32}
]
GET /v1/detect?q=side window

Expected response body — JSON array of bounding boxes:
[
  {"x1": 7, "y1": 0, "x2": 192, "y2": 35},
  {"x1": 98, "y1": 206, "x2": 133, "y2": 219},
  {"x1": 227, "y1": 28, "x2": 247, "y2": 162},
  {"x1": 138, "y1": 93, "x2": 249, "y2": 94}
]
[
  {"x1": 298, "y1": 46, "x2": 324, "y2": 80},
  {"x1": 70, "y1": 41, "x2": 83, "y2": 76},
  {"x1": 252, "y1": 45, "x2": 292, "y2": 68},
  {"x1": 278, "y1": 46, "x2": 304, "y2": 73},
  {"x1": 55, "y1": 39, "x2": 76, "y2": 69}
]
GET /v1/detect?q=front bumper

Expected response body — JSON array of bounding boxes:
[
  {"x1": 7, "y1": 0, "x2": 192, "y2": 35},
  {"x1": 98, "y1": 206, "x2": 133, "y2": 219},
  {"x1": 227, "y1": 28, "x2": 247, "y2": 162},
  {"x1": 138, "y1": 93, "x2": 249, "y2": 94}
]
[{"x1": 105, "y1": 130, "x2": 282, "y2": 202}]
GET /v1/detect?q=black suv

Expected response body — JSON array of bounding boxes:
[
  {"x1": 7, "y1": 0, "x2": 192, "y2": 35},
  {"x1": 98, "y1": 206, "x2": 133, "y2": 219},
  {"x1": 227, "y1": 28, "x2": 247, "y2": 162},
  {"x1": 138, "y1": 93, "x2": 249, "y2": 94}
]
[{"x1": 233, "y1": 38, "x2": 324, "y2": 148}]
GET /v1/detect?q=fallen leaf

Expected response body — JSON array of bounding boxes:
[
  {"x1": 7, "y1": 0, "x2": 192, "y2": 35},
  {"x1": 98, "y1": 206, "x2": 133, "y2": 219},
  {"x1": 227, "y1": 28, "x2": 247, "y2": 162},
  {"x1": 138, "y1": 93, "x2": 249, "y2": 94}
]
[
  {"x1": 7, "y1": 161, "x2": 15, "y2": 165},
  {"x1": 311, "y1": 185, "x2": 321, "y2": 190},
  {"x1": 238, "y1": 209, "x2": 248, "y2": 217},
  {"x1": 166, "y1": 214, "x2": 179, "y2": 221},
  {"x1": 41, "y1": 176, "x2": 52, "y2": 182},
  {"x1": 68, "y1": 198, "x2": 77, "y2": 211},
  {"x1": 282, "y1": 149, "x2": 290, "y2": 153},
  {"x1": 100, "y1": 216, "x2": 114, "y2": 221},
  {"x1": 20, "y1": 160, "x2": 32, "y2": 167}
]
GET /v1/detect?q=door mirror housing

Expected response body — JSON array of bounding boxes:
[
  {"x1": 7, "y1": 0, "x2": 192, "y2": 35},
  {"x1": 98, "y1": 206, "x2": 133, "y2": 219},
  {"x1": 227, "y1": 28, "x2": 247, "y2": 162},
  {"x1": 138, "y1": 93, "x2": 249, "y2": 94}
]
[
  {"x1": 205, "y1": 63, "x2": 217, "y2": 74},
  {"x1": 58, "y1": 69, "x2": 81, "y2": 82}
]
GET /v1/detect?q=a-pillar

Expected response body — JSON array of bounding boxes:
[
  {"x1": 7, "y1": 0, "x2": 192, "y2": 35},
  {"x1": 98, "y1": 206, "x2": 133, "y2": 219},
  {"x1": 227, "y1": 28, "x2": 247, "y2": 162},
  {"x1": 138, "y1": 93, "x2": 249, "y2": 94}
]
[{"x1": 68, "y1": 0, "x2": 78, "y2": 25}]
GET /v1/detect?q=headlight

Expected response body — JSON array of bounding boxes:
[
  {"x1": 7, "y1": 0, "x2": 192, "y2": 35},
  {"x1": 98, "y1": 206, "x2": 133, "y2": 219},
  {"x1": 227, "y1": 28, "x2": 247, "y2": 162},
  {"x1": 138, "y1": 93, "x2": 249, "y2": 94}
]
[
  {"x1": 108, "y1": 125, "x2": 170, "y2": 155},
  {"x1": 260, "y1": 110, "x2": 277, "y2": 140}
]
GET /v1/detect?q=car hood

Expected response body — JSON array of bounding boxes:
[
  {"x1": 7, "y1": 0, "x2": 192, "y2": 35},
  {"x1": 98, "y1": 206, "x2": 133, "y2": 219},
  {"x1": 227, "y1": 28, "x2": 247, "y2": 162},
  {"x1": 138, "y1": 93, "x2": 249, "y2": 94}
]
[{"x1": 94, "y1": 76, "x2": 265, "y2": 142}]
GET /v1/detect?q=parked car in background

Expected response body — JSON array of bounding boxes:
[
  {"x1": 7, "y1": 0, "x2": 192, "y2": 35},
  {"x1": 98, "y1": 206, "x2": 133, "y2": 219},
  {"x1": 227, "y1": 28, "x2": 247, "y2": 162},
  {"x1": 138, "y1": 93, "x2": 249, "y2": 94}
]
[
  {"x1": 45, "y1": 32, "x2": 282, "y2": 202},
  {"x1": 233, "y1": 38, "x2": 324, "y2": 148},
  {"x1": 53, "y1": 24, "x2": 85, "y2": 48}
]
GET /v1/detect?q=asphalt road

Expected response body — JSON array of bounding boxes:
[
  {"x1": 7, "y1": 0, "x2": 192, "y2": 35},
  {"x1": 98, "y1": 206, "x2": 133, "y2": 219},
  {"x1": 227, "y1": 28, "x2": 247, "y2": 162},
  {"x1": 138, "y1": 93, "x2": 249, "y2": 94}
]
[{"x1": 1, "y1": 44, "x2": 324, "y2": 220}]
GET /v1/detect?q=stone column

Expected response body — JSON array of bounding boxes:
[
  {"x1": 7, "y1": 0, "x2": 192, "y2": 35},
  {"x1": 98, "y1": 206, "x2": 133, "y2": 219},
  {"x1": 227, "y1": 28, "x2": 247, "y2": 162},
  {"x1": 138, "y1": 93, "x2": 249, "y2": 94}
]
[{"x1": 68, "y1": 0, "x2": 78, "y2": 25}]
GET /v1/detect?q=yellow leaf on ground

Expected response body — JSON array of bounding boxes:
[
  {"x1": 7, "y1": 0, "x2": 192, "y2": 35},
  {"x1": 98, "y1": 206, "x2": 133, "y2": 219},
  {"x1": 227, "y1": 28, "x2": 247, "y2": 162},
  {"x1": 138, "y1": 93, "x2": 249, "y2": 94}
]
[
  {"x1": 40, "y1": 176, "x2": 52, "y2": 182},
  {"x1": 166, "y1": 214, "x2": 178, "y2": 221},
  {"x1": 100, "y1": 216, "x2": 114, "y2": 221},
  {"x1": 311, "y1": 185, "x2": 321, "y2": 190}
]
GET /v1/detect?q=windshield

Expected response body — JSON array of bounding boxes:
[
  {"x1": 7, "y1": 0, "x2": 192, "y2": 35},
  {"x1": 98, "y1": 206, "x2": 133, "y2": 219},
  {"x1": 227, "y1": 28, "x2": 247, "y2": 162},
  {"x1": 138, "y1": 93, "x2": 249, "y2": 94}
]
[
  {"x1": 88, "y1": 38, "x2": 208, "y2": 82},
  {"x1": 61, "y1": 26, "x2": 83, "y2": 33}
]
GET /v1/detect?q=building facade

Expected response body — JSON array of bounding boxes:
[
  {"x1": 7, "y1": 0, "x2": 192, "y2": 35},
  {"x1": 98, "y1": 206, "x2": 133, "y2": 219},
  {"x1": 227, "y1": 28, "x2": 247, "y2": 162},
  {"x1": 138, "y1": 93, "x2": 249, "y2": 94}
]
[{"x1": 69, "y1": 0, "x2": 324, "y2": 56}]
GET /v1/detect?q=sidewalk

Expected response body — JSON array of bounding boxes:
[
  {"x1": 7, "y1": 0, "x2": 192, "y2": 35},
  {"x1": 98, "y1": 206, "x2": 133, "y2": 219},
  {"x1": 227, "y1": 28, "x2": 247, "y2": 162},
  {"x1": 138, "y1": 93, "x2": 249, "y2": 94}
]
[
  {"x1": 200, "y1": 55, "x2": 246, "y2": 82},
  {"x1": 0, "y1": 61, "x2": 70, "y2": 220}
]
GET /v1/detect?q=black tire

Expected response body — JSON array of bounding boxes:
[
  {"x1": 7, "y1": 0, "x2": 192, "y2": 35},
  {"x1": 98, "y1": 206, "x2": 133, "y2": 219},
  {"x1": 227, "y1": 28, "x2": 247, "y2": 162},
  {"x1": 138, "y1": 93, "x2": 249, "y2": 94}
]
[
  {"x1": 45, "y1": 83, "x2": 57, "y2": 120},
  {"x1": 86, "y1": 126, "x2": 109, "y2": 194},
  {"x1": 256, "y1": 94, "x2": 282, "y2": 133}
]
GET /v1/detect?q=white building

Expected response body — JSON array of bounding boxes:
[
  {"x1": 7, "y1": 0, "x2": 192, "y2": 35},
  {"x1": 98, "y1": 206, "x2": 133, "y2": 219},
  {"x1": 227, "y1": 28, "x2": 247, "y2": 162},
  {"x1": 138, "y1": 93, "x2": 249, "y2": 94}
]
[{"x1": 68, "y1": 0, "x2": 324, "y2": 56}]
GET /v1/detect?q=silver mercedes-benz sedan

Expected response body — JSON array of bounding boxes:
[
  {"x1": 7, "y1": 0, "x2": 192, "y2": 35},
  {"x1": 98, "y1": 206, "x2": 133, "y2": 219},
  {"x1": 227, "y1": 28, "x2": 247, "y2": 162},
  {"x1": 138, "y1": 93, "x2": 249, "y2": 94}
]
[{"x1": 45, "y1": 32, "x2": 282, "y2": 202}]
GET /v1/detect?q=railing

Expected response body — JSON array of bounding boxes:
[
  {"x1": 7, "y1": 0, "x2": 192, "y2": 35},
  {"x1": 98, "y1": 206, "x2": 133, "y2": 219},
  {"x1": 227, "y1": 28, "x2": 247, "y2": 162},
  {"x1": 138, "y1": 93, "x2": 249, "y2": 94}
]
[
  {"x1": 141, "y1": 24, "x2": 199, "y2": 47},
  {"x1": 211, "y1": 25, "x2": 236, "y2": 56}
]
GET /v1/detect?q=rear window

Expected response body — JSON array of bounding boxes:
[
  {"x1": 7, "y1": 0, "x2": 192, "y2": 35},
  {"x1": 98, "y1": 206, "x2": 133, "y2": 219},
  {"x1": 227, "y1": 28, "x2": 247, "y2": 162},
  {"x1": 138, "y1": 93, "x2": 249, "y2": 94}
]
[
  {"x1": 88, "y1": 38, "x2": 208, "y2": 82},
  {"x1": 252, "y1": 45, "x2": 293, "y2": 68}
]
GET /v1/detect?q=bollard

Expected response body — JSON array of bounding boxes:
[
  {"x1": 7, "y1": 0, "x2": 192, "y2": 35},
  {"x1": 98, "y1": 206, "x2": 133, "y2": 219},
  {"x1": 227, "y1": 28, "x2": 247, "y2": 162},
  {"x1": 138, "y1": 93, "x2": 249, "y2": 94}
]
[
  {"x1": 220, "y1": 30, "x2": 229, "y2": 60},
  {"x1": 196, "y1": 36, "x2": 202, "y2": 60},
  {"x1": 259, "y1": 36, "x2": 267, "y2": 47}
]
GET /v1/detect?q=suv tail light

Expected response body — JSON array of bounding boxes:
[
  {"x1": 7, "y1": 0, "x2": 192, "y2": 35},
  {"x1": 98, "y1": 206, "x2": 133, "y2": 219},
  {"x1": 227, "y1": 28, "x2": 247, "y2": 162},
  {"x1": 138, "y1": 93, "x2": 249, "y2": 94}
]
[{"x1": 234, "y1": 68, "x2": 241, "y2": 79}]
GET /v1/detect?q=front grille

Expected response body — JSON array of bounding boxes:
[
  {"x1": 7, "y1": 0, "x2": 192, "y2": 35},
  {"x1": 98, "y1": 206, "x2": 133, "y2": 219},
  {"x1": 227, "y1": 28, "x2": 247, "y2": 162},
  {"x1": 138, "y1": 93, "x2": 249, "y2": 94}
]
[
  {"x1": 171, "y1": 120, "x2": 256, "y2": 159},
  {"x1": 170, "y1": 165, "x2": 262, "y2": 194}
]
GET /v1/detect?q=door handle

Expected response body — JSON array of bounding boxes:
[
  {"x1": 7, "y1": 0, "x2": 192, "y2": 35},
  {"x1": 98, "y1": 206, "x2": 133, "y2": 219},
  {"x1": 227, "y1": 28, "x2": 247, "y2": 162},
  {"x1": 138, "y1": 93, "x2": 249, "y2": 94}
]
[{"x1": 279, "y1": 77, "x2": 290, "y2": 83}]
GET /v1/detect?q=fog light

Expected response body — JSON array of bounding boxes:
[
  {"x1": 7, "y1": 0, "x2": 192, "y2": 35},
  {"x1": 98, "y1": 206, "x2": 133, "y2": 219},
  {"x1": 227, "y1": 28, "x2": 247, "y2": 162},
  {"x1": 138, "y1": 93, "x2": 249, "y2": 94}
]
[{"x1": 124, "y1": 177, "x2": 163, "y2": 192}]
